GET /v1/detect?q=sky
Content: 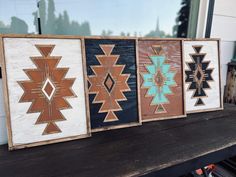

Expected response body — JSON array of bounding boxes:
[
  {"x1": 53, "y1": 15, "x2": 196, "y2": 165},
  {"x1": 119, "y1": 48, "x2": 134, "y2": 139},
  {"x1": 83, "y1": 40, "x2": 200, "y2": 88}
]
[{"x1": 0, "y1": 0, "x2": 182, "y2": 36}]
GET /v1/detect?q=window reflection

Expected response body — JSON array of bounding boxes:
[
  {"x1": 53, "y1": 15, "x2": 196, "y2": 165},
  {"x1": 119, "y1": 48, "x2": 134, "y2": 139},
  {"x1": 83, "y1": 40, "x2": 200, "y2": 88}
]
[
  {"x1": 0, "y1": 0, "x2": 191, "y2": 37},
  {"x1": 0, "y1": 0, "x2": 36, "y2": 34}
]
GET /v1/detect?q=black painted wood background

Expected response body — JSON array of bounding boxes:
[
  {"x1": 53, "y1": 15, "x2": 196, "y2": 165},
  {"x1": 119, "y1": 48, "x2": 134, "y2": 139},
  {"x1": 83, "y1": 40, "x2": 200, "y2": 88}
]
[{"x1": 85, "y1": 39, "x2": 139, "y2": 129}]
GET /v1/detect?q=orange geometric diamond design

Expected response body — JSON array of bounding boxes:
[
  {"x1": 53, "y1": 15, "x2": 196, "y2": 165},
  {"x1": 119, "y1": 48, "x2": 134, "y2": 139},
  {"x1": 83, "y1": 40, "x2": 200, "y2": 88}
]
[
  {"x1": 88, "y1": 44, "x2": 131, "y2": 122},
  {"x1": 18, "y1": 45, "x2": 77, "y2": 135}
]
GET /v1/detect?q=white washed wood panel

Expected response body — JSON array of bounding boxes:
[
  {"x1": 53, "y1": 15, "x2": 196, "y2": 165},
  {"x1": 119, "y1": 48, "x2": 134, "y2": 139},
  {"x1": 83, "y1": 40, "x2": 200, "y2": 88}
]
[
  {"x1": 184, "y1": 41, "x2": 221, "y2": 112},
  {"x1": 211, "y1": 15, "x2": 236, "y2": 41},
  {"x1": 4, "y1": 38, "x2": 89, "y2": 147}
]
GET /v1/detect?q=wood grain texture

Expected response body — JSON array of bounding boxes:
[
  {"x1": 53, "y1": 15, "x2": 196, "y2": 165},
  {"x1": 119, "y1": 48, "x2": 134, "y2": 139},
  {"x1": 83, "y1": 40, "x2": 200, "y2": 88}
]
[
  {"x1": 85, "y1": 38, "x2": 141, "y2": 132},
  {"x1": 138, "y1": 40, "x2": 185, "y2": 121},
  {"x1": 0, "y1": 104, "x2": 234, "y2": 177},
  {"x1": 224, "y1": 63, "x2": 236, "y2": 104},
  {"x1": 1, "y1": 37, "x2": 91, "y2": 150},
  {"x1": 183, "y1": 40, "x2": 223, "y2": 113}
]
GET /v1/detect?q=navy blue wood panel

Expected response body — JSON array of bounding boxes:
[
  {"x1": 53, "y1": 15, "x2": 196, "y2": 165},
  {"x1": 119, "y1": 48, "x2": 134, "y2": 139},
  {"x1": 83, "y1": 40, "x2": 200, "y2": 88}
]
[{"x1": 85, "y1": 39, "x2": 139, "y2": 130}]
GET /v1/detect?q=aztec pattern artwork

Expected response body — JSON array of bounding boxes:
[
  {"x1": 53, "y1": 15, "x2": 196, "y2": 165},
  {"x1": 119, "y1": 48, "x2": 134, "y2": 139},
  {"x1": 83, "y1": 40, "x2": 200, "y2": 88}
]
[
  {"x1": 18, "y1": 45, "x2": 77, "y2": 135},
  {"x1": 138, "y1": 40, "x2": 185, "y2": 121},
  {"x1": 141, "y1": 45, "x2": 176, "y2": 113},
  {"x1": 2, "y1": 38, "x2": 90, "y2": 149},
  {"x1": 85, "y1": 39, "x2": 140, "y2": 131},
  {"x1": 185, "y1": 45, "x2": 214, "y2": 106},
  {"x1": 183, "y1": 40, "x2": 222, "y2": 112}
]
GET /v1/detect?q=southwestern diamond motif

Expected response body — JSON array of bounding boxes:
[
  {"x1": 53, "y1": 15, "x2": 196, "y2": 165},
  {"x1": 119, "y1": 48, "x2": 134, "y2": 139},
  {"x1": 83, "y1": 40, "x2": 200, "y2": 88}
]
[
  {"x1": 141, "y1": 45, "x2": 176, "y2": 114},
  {"x1": 103, "y1": 73, "x2": 115, "y2": 93},
  {"x1": 88, "y1": 44, "x2": 131, "y2": 122},
  {"x1": 18, "y1": 45, "x2": 77, "y2": 135},
  {"x1": 42, "y1": 78, "x2": 56, "y2": 101},
  {"x1": 185, "y1": 45, "x2": 214, "y2": 106}
]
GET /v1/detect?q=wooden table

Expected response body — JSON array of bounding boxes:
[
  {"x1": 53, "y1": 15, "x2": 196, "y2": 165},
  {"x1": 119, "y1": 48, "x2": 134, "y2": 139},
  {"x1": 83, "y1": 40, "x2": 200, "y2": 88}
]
[{"x1": 0, "y1": 104, "x2": 236, "y2": 177}]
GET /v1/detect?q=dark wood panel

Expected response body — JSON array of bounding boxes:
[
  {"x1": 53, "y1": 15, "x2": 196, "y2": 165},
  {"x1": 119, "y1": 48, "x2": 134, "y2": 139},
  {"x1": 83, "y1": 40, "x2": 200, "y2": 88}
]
[
  {"x1": 0, "y1": 104, "x2": 235, "y2": 177},
  {"x1": 84, "y1": 38, "x2": 141, "y2": 132}
]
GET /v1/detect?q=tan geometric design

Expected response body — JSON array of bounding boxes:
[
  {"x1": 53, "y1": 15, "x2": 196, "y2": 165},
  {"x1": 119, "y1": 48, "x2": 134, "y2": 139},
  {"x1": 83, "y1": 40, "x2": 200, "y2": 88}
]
[
  {"x1": 152, "y1": 45, "x2": 164, "y2": 55},
  {"x1": 18, "y1": 45, "x2": 77, "y2": 135},
  {"x1": 88, "y1": 44, "x2": 131, "y2": 122}
]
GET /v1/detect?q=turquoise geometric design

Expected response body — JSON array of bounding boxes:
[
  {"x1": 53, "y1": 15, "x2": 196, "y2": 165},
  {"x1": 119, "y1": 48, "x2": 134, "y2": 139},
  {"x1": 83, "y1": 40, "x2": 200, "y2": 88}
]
[{"x1": 141, "y1": 46, "x2": 176, "y2": 113}]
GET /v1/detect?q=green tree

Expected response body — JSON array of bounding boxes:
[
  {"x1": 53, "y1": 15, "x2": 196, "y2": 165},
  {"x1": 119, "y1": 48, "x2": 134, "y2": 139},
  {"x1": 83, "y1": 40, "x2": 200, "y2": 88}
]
[
  {"x1": 32, "y1": 0, "x2": 91, "y2": 35},
  {"x1": 70, "y1": 21, "x2": 80, "y2": 35},
  {"x1": 79, "y1": 22, "x2": 91, "y2": 36},
  {"x1": 55, "y1": 14, "x2": 65, "y2": 34},
  {"x1": 63, "y1": 11, "x2": 70, "y2": 31},
  {"x1": 0, "y1": 17, "x2": 28, "y2": 34},
  {"x1": 46, "y1": 0, "x2": 56, "y2": 33},
  {"x1": 120, "y1": 32, "x2": 126, "y2": 36},
  {"x1": 10, "y1": 17, "x2": 28, "y2": 33},
  {"x1": 101, "y1": 30, "x2": 113, "y2": 36},
  {"x1": 173, "y1": 0, "x2": 190, "y2": 37},
  {"x1": 39, "y1": 0, "x2": 46, "y2": 30}
]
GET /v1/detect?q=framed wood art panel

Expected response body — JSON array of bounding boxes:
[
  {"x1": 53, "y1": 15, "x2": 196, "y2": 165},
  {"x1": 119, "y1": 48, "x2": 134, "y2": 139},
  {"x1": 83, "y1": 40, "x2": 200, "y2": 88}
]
[
  {"x1": 84, "y1": 37, "x2": 141, "y2": 132},
  {"x1": 0, "y1": 34, "x2": 91, "y2": 150},
  {"x1": 224, "y1": 62, "x2": 236, "y2": 104},
  {"x1": 138, "y1": 38, "x2": 186, "y2": 122},
  {"x1": 183, "y1": 39, "x2": 223, "y2": 113}
]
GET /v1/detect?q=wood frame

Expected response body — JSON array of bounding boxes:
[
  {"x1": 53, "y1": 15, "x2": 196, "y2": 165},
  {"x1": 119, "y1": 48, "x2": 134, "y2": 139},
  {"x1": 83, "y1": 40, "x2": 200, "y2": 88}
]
[
  {"x1": 83, "y1": 36, "x2": 142, "y2": 132},
  {"x1": 137, "y1": 38, "x2": 187, "y2": 122},
  {"x1": 0, "y1": 34, "x2": 223, "y2": 149},
  {"x1": 0, "y1": 34, "x2": 91, "y2": 150},
  {"x1": 182, "y1": 38, "x2": 224, "y2": 114}
]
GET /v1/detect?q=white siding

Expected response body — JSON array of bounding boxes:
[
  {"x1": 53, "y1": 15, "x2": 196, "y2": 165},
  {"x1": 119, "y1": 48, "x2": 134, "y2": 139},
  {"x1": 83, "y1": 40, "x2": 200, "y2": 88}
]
[
  {"x1": 211, "y1": 0, "x2": 236, "y2": 91},
  {"x1": 214, "y1": 0, "x2": 236, "y2": 17},
  {"x1": 211, "y1": 15, "x2": 236, "y2": 41}
]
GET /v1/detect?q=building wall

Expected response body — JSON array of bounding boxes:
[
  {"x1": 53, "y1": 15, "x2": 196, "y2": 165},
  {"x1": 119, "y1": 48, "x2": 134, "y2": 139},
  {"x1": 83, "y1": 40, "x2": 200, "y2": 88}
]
[{"x1": 210, "y1": 0, "x2": 236, "y2": 91}]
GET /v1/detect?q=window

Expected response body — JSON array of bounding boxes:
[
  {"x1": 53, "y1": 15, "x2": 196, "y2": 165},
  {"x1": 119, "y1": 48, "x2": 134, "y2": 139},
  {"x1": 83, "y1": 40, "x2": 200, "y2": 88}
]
[{"x1": 0, "y1": 0, "x2": 197, "y2": 37}]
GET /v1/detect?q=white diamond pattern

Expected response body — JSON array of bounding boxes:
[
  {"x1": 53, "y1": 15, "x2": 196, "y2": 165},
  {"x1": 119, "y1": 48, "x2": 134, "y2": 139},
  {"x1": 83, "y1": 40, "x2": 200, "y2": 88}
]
[{"x1": 42, "y1": 78, "x2": 56, "y2": 101}]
